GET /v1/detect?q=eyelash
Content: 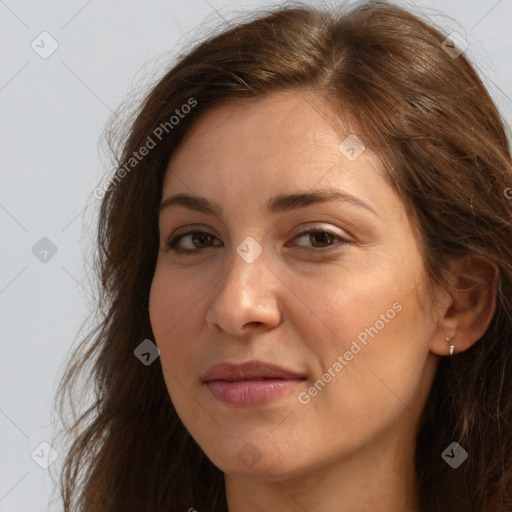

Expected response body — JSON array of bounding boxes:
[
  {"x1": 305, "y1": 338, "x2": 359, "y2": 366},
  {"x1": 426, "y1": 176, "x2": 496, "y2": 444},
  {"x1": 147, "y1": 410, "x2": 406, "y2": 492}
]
[{"x1": 165, "y1": 228, "x2": 352, "y2": 255}]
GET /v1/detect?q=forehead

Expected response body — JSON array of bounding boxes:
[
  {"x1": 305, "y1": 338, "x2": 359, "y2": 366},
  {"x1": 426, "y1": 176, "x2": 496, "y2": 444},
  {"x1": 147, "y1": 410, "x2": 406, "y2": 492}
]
[
  {"x1": 184, "y1": 90, "x2": 337, "y2": 142},
  {"x1": 160, "y1": 90, "x2": 403, "y2": 226},
  {"x1": 165, "y1": 90, "x2": 367, "y2": 181}
]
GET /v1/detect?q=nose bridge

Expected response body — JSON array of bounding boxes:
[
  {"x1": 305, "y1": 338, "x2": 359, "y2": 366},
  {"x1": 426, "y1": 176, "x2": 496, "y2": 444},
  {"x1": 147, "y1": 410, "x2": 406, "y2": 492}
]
[
  {"x1": 222, "y1": 235, "x2": 268, "y2": 298},
  {"x1": 206, "y1": 236, "x2": 281, "y2": 333}
]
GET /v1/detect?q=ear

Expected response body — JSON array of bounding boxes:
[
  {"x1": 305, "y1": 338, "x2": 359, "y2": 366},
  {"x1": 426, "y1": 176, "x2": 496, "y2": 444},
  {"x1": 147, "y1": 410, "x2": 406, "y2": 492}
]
[{"x1": 430, "y1": 255, "x2": 498, "y2": 357}]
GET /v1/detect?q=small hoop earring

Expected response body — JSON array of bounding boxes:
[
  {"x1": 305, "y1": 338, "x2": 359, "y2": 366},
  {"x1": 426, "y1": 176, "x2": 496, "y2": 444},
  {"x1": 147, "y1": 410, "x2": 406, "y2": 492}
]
[{"x1": 445, "y1": 337, "x2": 455, "y2": 356}]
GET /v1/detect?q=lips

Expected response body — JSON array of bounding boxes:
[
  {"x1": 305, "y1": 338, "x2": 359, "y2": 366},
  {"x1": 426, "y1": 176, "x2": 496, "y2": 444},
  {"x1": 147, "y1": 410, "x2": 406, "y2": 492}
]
[
  {"x1": 202, "y1": 360, "x2": 305, "y2": 382},
  {"x1": 202, "y1": 360, "x2": 306, "y2": 406}
]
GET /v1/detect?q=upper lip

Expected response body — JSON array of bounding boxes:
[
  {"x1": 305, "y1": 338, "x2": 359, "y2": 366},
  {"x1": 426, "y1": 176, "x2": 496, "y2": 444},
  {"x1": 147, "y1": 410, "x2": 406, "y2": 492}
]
[{"x1": 202, "y1": 360, "x2": 305, "y2": 382}]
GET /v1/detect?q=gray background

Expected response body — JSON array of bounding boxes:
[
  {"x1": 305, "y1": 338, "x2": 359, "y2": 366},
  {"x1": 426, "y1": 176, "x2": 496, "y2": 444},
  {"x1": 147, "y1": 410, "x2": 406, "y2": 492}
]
[{"x1": 1, "y1": 1, "x2": 511, "y2": 510}]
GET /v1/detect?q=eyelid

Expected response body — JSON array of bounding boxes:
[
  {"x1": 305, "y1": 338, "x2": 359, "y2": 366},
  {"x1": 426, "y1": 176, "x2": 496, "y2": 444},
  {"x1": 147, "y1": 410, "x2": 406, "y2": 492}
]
[
  {"x1": 170, "y1": 224, "x2": 214, "y2": 238},
  {"x1": 168, "y1": 222, "x2": 350, "y2": 240},
  {"x1": 292, "y1": 222, "x2": 350, "y2": 238}
]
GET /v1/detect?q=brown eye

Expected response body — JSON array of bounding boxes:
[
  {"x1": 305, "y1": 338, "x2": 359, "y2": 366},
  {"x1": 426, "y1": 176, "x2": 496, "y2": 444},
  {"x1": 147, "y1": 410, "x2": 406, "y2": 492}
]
[
  {"x1": 292, "y1": 229, "x2": 352, "y2": 252},
  {"x1": 166, "y1": 231, "x2": 221, "y2": 254}
]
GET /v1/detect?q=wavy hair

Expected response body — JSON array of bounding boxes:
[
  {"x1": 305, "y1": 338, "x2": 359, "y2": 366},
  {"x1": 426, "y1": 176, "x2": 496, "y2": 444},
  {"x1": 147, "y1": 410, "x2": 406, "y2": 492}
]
[{"x1": 55, "y1": 1, "x2": 512, "y2": 510}]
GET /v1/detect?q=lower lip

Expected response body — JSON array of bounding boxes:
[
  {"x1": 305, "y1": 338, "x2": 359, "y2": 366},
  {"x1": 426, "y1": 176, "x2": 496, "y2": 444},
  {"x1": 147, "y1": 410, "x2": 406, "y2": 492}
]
[{"x1": 205, "y1": 379, "x2": 304, "y2": 406}]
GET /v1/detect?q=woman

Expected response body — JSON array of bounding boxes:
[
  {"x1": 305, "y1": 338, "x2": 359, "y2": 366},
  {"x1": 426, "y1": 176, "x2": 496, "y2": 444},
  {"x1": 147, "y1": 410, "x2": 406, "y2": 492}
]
[{"x1": 55, "y1": 1, "x2": 512, "y2": 510}]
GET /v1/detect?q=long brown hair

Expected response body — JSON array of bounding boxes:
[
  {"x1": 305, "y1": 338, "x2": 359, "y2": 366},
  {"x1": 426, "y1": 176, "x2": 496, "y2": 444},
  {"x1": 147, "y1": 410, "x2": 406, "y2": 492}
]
[{"x1": 54, "y1": 1, "x2": 512, "y2": 510}]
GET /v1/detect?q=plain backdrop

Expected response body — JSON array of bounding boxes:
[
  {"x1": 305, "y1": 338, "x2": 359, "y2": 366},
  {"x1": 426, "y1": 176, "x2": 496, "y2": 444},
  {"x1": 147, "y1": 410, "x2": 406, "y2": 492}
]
[{"x1": 1, "y1": 1, "x2": 511, "y2": 510}]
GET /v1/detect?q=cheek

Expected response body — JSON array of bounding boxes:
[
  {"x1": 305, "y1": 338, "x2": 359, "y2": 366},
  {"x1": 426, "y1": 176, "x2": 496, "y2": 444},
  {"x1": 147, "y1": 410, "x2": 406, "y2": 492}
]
[
  {"x1": 304, "y1": 281, "x2": 433, "y2": 430},
  {"x1": 293, "y1": 254, "x2": 432, "y2": 405},
  {"x1": 148, "y1": 267, "x2": 200, "y2": 376},
  {"x1": 149, "y1": 260, "x2": 204, "y2": 334}
]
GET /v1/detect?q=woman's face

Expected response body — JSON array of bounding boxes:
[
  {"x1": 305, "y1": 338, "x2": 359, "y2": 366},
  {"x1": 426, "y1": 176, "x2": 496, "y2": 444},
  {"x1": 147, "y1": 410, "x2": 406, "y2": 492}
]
[{"x1": 149, "y1": 90, "x2": 442, "y2": 481}]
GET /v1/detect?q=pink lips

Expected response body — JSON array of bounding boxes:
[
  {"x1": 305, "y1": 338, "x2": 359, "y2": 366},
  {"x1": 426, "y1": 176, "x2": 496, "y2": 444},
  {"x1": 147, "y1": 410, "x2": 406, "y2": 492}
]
[{"x1": 202, "y1": 360, "x2": 306, "y2": 406}]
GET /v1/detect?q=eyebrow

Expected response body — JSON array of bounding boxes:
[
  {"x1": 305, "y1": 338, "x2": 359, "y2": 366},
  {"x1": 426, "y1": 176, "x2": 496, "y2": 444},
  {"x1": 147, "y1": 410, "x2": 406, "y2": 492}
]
[{"x1": 158, "y1": 187, "x2": 379, "y2": 217}]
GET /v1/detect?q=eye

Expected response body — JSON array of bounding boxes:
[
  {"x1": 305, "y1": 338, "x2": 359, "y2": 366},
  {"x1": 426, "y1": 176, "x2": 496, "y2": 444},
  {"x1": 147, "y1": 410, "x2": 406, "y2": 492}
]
[
  {"x1": 289, "y1": 228, "x2": 352, "y2": 252},
  {"x1": 165, "y1": 230, "x2": 222, "y2": 255},
  {"x1": 164, "y1": 226, "x2": 352, "y2": 256}
]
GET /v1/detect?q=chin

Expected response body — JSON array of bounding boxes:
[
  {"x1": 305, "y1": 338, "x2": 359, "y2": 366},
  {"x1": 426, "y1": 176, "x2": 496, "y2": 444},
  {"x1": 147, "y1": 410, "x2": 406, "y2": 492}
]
[{"x1": 206, "y1": 444, "x2": 310, "y2": 482}]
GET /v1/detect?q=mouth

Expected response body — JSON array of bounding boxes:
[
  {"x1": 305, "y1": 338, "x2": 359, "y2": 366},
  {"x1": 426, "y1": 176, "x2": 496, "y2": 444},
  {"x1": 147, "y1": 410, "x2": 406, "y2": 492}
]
[
  {"x1": 204, "y1": 378, "x2": 305, "y2": 406},
  {"x1": 202, "y1": 360, "x2": 305, "y2": 381},
  {"x1": 202, "y1": 360, "x2": 306, "y2": 406}
]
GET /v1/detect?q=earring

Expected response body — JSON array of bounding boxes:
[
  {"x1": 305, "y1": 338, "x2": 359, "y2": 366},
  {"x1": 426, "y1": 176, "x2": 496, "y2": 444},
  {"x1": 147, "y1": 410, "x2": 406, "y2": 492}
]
[{"x1": 445, "y1": 337, "x2": 455, "y2": 356}]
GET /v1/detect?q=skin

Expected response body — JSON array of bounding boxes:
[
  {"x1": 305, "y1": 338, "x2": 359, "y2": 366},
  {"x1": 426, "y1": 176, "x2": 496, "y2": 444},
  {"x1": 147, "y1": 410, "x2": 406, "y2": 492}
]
[{"x1": 149, "y1": 89, "x2": 496, "y2": 512}]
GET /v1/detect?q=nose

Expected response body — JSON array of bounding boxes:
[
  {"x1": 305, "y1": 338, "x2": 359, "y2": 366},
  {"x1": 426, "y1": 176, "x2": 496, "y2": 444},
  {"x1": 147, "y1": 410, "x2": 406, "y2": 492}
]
[{"x1": 205, "y1": 246, "x2": 282, "y2": 336}]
